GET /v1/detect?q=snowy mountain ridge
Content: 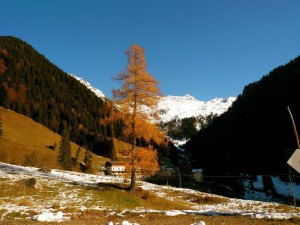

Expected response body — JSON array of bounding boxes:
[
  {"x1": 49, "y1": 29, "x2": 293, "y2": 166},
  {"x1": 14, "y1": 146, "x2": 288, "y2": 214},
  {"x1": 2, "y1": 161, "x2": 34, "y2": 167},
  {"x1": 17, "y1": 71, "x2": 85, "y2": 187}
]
[
  {"x1": 158, "y1": 94, "x2": 236, "y2": 122},
  {"x1": 69, "y1": 74, "x2": 236, "y2": 123},
  {"x1": 68, "y1": 73, "x2": 106, "y2": 99}
]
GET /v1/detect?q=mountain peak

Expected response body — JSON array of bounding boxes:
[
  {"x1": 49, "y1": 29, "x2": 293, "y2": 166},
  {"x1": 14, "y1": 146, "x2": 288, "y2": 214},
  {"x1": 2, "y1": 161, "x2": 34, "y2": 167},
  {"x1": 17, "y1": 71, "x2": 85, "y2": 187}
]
[
  {"x1": 184, "y1": 94, "x2": 194, "y2": 98},
  {"x1": 158, "y1": 95, "x2": 236, "y2": 122},
  {"x1": 68, "y1": 74, "x2": 236, "y2": 124},
  {"x1": 68, "y1": 73, "x2": 106, "y2": 99}
]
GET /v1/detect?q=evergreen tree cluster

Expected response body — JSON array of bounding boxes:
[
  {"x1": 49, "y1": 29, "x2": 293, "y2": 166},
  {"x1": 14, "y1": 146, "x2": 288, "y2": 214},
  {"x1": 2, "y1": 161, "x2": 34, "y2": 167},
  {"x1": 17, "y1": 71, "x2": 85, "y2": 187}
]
[
  {"x1": 160, "y1": 113, "x2": 218, "y2": 141},
  {"x1": 57, "y1": 128, "x2": 72, "y2": 171},
  {"x1": 186, "y1": 55, "x2": 300, "y2": 175},
  {"x1": 160, "y1": 117, "x2": 198, "y2": 140},
  {"x1": 0, "y1": 36, "x2": 116, "y2": 153}
]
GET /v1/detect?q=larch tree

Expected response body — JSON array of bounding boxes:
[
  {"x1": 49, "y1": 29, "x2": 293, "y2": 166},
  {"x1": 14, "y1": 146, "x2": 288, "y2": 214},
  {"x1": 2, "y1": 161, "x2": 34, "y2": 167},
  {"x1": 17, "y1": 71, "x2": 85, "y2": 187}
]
[{"x1": 112, "y1": 44, "x2": 164, "y2": 192}]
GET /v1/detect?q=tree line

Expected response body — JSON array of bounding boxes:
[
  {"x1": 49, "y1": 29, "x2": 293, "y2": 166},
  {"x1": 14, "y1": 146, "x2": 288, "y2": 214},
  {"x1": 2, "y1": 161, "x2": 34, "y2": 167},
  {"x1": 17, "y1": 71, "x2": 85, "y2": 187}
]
[
  {"x1": 0, "y1": 37, "x2": 175, "y2": 187},
  {"x1": 185, "y1": 55, "x2": 300, "y2": 176}
]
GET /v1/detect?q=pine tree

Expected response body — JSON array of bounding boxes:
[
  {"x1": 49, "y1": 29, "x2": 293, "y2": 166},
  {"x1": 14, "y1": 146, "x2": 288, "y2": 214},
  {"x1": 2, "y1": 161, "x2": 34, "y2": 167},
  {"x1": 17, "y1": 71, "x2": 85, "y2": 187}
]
[
  {"x1": 57, "y1": 128, "x2": 72, "y2": 171},
  {"x1": 83, "y1": 149, "x2": 93, "y2": 173},
  {"x1": 112, "y1": 44, "x2": 163, "y2": 192},
  {"x1": 99, "y1": 100, "x2": 119, "y2": 160},
  {"x1": 110, "y1": 138, "x2": 118, "y2": 160},
  {"x1": 75, "y1": 147, "x2": 81, "y2": 163}
]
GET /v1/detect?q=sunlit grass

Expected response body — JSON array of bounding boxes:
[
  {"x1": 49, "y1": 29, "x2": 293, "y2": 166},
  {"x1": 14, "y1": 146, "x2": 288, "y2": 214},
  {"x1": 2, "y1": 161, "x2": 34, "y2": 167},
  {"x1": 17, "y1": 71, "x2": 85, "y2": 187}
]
[
  {"x1": 0, "y1": 175, "x2": 191, "y2": 222},
  {"x1": 1, "y1": 175, "x2": 300, "y2": 224},
  {"x1": 0, "y1": 106, "x2": 109, "y2": 170}
]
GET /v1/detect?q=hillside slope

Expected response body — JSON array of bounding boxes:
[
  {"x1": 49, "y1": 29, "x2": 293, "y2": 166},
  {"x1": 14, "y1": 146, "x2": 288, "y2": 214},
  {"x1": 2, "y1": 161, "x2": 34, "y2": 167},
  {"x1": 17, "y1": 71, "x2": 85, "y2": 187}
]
[
  {"x1": 0, "y1": 106, "x2": 108, "y2": 169},
  {"x1": 0, "y1": 36, "x2": 110, "y2": 152},
  {"x1": 186, "y1": 55, "x2": 300, "y2": 174}
]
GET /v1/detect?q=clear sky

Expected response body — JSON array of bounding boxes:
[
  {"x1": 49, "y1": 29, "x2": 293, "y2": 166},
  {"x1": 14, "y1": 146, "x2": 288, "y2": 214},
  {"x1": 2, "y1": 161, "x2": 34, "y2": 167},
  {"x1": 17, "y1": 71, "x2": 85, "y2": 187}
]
[{"x1": 1, "y1": 0, "x2": 300, "y2": 101}]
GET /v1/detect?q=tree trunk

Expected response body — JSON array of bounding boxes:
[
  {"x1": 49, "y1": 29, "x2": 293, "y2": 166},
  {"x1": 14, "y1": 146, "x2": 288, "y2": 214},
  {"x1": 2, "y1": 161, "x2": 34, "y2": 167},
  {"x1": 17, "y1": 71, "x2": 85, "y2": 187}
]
[
  {"x1": 130, "y1": 166, "x2": 136, "y2": 192},
  {"x1": 130, "y1": 92, "x2": 137, "y2": 193}
]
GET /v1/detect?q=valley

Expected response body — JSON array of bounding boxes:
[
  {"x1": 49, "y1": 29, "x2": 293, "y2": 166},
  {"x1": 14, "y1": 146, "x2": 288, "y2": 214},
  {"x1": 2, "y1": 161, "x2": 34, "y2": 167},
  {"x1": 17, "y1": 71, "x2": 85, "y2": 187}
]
[{"x1": 1, "y1": 36, "x2": 300, "y2": 224}]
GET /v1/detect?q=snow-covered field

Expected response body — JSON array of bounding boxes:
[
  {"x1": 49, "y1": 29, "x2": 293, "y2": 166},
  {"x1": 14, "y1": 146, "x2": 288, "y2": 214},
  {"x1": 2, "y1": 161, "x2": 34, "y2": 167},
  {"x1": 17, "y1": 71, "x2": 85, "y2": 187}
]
[
  {"x1": 243, "y1": 175, "x2": 300, "y2": 204},
  {"x1": 0, "y1": 162, "x2": 299, "y2": 224}
]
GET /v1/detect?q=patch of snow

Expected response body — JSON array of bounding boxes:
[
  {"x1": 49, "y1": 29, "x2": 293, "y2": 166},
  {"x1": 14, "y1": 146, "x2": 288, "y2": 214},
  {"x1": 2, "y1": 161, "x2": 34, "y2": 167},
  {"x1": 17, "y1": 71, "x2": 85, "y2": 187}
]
[
  {"x1": 165, "y1": 210, "x2": 186, "y2": 216},
  {"x1": 33, "y1": 211, "x2": 70, "y2": 222},
  {"x1": 191, "y1": 221, "x2": 206, "y2": 225},
  {"x1": 0, "y1": 162, "x2": 300, "y2": 223},
  {"x1": 243, "y1": 175, "x2": 300, "y2": 203},
  {"x1": 107, "y1": 221, "x2": 140, "y2": 225}
]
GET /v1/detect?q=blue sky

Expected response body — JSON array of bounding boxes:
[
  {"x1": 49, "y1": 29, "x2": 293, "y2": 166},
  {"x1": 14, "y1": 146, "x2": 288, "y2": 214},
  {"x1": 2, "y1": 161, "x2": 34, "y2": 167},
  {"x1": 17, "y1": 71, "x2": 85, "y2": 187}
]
[{"x1": 1, "y1": 0, "x2": 300, "y2": 101}]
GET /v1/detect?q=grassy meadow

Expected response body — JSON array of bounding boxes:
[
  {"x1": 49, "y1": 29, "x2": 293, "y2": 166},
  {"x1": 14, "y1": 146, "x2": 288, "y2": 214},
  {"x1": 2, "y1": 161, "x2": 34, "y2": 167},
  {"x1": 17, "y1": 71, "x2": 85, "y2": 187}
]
[{"x1": 0, "y1": 106, "x2": 108, "y2": 170}]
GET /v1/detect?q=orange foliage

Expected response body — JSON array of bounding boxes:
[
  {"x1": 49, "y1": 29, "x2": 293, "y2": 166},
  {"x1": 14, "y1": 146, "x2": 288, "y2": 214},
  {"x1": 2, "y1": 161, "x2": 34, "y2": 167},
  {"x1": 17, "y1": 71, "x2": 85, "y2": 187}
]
[
  {"x1": 6, "y1": 87, "x2": 17, "y2": 102},
  {"x1": 120, "y1": 110, "x2": 165, "y2": 145},
  {"x1": 0, "y1": 48, "x2": 8, "y2": 56},
  {"x1": 0, "y1": 58, "x2": 8, "y2": 75},
  {"x1": 112, "y1": 44, "x2": 163, "y2": 191},
  {"x1": 2, "y1": 82, "x2": 28, "y2": 105},
  {"x1": 112, "y1": 44, "x2": 163, "y2": 145},
  {"x1": 49, "y1": 117, "x2": 60, "y2": 131},
  {"x1": 17, "y1": 84, "x2": 28, "y2": 105},
  {"x1": 99, "y1": 99, "x2": 119, "y2": 127},
  {"x1": 132, "y1": 146, "x2": 159, "y2": 176}
]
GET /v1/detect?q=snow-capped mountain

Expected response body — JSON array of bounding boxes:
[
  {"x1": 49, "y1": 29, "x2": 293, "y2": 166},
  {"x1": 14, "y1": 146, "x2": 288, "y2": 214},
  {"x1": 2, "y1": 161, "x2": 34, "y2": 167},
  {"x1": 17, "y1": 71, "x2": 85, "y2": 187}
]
[
  {"x1": 68, "y1": 74, "x2": 236, "y2": 123},
  {"x1": 68, "y1": 73, "x2": 106, "y2": 99},
  {"x1": 158, "y1": 94, "x2": 236, "y2": 123}
]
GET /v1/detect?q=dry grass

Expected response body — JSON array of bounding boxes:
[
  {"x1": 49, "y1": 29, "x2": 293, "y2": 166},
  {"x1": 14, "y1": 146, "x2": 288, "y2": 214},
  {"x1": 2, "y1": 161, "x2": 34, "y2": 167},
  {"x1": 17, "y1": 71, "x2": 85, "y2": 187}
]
[
  {"x1": 160, "y1": 187, "x2": 229, "y2": 206},
  {"x1": 0, "y1": 176, "x2": 300, "y2": 224},
  {"x1": 0, "y1": 106, "x2": 108, "y2": 170},
  {"x1": 133, "y1": 186, "x2": 190, "y2": 210},
  {"x1": 190, "y1": 194, "x2": 229, "y2": 205},
  {"x1": 0, "y1": 176, "x2": 189, "y2": 218},
  {"x1": 0, "y1": 214, "x2": 300, "y2": 225}
]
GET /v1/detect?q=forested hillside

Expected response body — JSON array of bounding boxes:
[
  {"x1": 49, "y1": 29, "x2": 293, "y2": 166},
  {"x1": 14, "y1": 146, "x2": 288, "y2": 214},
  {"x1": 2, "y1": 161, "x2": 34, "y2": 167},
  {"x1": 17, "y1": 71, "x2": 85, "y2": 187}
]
[
  {"x1": 186, "y1": 55, "x2": 300, "y2": 175},
  {"x1": 0, "y1": 36, "x2": 116, "y2": 154}
]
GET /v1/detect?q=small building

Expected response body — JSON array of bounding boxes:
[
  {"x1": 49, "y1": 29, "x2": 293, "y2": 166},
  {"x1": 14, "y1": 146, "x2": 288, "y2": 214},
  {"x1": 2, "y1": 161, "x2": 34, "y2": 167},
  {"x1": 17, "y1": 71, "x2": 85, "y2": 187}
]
[
  {"x1": 105, "y1": 161, "x2": 126, "y2": 175},
  {"x1": 164, "y1": 167, "x2": 175, "y2": 176},
  {"x1": 192, "y1": 169, "x2": 203, "y2": 182},
  {"x1": 157, "y1": 165, "x2": 176, "y2": 177}
]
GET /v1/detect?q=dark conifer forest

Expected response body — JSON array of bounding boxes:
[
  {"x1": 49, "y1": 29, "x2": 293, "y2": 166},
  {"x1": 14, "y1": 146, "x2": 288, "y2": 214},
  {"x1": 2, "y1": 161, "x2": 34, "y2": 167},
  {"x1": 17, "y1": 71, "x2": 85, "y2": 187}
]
[
  {"x1": 0, "y1": 36, "x2": 114, "y2": 154},
  {"x1": 186, "y1": 55, "x2": 300, "y2": 175}
]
